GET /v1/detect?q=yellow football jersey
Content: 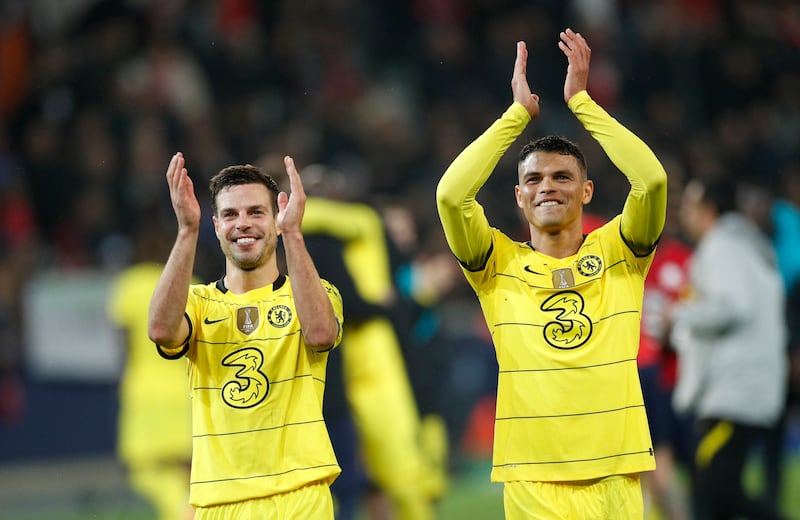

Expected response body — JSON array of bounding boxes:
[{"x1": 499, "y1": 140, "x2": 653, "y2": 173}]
[
  {"x1": 158, "y1": 274, "x2": 344, "y2": 507},
  {"x1": 463, "y1": 217, "x2": 656, "y2": 482}
]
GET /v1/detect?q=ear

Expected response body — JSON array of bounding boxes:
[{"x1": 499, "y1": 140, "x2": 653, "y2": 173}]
[
  {"x1": 515, "y1": 184, "x2": 524, "y2": 208},
  {"x1": 582, "y1": 179, "x2": 594, "y2": 205},
  {"x1": 212, "y1": 215, "x2": 220, "y2": 238}
]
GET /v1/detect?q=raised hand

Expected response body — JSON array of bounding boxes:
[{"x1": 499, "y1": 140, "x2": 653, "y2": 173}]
[
  {"x1": 165, "y1": 152, "x2": 201, "y2": 231},
  {"x1": 277, "y1": 155, "x2": 307, "y2": 235},
  {"x1": 558, "y1": 28, "x2": 591, "y2": 103},
  {"x1": 512, "y1": 41, "x2": 540, "y2": 119}
]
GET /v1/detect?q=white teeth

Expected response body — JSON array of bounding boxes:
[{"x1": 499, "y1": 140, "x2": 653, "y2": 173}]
[
  {"x1": 539, "y1": 201, "x2": 559, "y2": 207},
  {"x1": 236, "y1": 237, "x2": 256, "y2": 244}
]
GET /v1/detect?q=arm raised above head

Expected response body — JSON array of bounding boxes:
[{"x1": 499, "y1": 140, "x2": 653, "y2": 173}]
[
  {"x1": 280, "y1": 156, "x2": 342, "y2": 350},
  {"x1": 148, "y1": 152, "x2": 199, "y2": 349},
  {"x1": 436, "y1": 41, "x2": 539, "y2": 268},
  {"x1": 559, "y1": 29, "x2": 667, "y2": 255}
]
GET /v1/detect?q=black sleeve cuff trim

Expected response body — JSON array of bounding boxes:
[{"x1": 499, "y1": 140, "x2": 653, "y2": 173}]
[
  {"x1": 156, "y1": 312, "x2": 192, "y2": 360},
  {"x1": 458, "y1": 241, "x2": 494, "y2": 273},
  {"x1": 618, "y1": 221, "x2": 660, "y2": 258}
]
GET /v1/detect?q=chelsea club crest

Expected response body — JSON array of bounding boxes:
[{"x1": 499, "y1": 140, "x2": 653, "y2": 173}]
[{"x1": 577, "y1": 255, "x2": 602, "y2": 277}]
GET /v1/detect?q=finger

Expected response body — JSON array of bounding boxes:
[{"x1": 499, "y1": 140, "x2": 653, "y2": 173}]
[
  {"x1": 563, "y1": 29, "x2": 589, "y2": 55},
  {"x1": 168, "y1": 155, "x2": 187, "y2": 197},
  {"x1": 284, "y1": 155, "x2": 305, "y2": 196},
  {"x1": 173, "y1": 164, "x2": 188, "y2": 195},
  {"x1": 563, "y1": 27, "x2": 579, "y2": 44},
  {"x1": 284, "y1": 155, "x2": 297, "y2": 185},
  {"x1": 175, "y1": 154, "x2": 185, "y2": 181},
  {"x1": 560, "y1": 28, "x2": 582, "y2": 51},
  {"x1": 183, "y1": 169, "x2": 196, "y2": 199},
  {"x1": 573, "y1": 32, "x2": 590, "y2": 55},
  {"x1": 277, "y1": 191, "x2": 288, "y2": 213},
  {"x1": 166, "y1": 152, "x2": 180, "y2": 181},
  {"x1": 514, "y1": 41, "x2": 527, "y2": 77}
]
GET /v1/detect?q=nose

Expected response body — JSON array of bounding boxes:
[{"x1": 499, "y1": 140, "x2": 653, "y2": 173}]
[
  {"x1": 538, "y1": 176, "x2": 556, "y2": 192},
  {"x1": 235, "y1": 212, "x2": 251, "y2": 229}
]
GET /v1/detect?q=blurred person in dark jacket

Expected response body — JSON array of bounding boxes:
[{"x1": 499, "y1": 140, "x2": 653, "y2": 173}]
[{"x1": 298, "y1": 164, "x2": 446, "y2": 520}]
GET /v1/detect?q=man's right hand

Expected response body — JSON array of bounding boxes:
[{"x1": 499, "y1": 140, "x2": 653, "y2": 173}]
[
  {"x1": 166, "y1": 152, "x2": 201, "y2": 232},
  {"x1": 512, "y1": 41, "x2": 540, "y2": 120}
]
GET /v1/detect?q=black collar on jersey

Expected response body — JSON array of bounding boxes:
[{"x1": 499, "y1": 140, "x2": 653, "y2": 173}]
[
  {"x1": 526, "y1": 234, "x2": 589, "y2": 251},
  {"x1": 215, "y1": 273, "x2": 288, "y2": 293}
]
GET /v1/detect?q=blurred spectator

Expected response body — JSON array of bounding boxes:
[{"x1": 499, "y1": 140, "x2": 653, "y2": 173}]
[
  {"x1": 0, "y1": 126, "x2": 38, "y2": 427},
  {"x1": 107, "y1": 224, "x2": 194, "y2": 520},
  {"x1": 0, "y1": 1, "x2": 31, "y2": 120},
  {"x1": 300, "y1": 165, "x2": 446, "y2": 520},
  {"x1": 638, "y1": 163, "x2": 693, "y2": 520},
  {"x1": 763, "y1": 164, "x2": 800, "y2": 511},
  {"x1": 672, "y1": 177, "x2": 788, "y2": 519},
  {"x1": 0, "y1": 255, "x2": 26, "y2": 426}
]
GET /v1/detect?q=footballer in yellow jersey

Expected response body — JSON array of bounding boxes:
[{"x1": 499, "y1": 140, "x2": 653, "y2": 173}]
[
  {"x1": 303, "y1": 197, "x2": 444, "y2": 520},
  {"x1": 436, "y1": 29, "x2": 666, "y2": 517},
  {"x1": 158, "y1": 274, "x2": 343, "y2": 507},
  {"x1": 149, "y1": 153, "x2": 343, "y2": 518}
]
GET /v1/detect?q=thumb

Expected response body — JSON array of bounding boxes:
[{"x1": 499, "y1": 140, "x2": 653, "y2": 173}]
[{"x1": 277, "y1": 191, "x2": 289, "y2": 213}]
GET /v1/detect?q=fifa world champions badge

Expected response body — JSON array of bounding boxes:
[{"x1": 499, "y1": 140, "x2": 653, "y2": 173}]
[
  {"x1": 551, "y1": 268, "x2": 575, "y2": 288},
  {"x1": 237, "y1": 306, "x2": 259, "y2": 335}
]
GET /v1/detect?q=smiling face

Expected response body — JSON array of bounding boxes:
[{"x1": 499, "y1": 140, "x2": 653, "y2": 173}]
[
  {"x1": 212, "y1": 183, "x2": 279, "y2": 271},
  {"x1": 515, "y1": 151, "x2": 594, "y2": 233}
]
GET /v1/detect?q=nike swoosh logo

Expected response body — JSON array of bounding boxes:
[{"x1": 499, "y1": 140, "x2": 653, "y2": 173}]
[
  {"x1": 204, "y1": 317, "x2": 229, "y2": 325},
  {"x1": 523, "y1": 265, "x2": 545, "y2": 275}
]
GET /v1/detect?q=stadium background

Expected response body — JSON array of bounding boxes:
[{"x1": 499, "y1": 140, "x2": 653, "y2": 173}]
[{"x1": 1, "y1": 0, "x2": 799, "y2": 518}]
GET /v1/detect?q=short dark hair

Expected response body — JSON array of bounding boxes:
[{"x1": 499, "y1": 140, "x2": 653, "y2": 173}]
[
  {"x1": 698, "y1": 177, "x2": 738, "y2": 216},
  {"x1": 519, "y1": 136, "x2": 587, "y2": 178},
  {"x1": 209, "y1": 164, "x2": 280, "y2": 215}
]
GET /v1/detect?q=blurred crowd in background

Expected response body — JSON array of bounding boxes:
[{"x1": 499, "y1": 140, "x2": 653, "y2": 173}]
[{"x1": 1, "y1": 0, "x2": 799, "y2": 515}]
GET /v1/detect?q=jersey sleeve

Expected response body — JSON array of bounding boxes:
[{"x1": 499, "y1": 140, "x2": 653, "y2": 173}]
[
  {"x1": 436, "y1": 102, "x2": 531, "y2": 269},
  {"x1": 303, "y1": 198, "x2": 383, "y2": 244},
  {"x1": 304, "y1": 198, "x2": 394, "y2": 304},
  {"x1": 321, "y1": 278, "x2": 345, "y2": 350},
  {"x1": 155, "y1": 285, "x2": 200, "y2": 360},
  {"x1": 155, "y1": 314, "x2": 192, "y2": 359},
  {"x1": 568, "y1": 91, "x2": 667, "y2": 255}
]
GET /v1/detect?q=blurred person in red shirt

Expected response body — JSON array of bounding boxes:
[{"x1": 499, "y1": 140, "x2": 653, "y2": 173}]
[{"x1": 638, "y1": 171, "x2": 694, "y2": 520}]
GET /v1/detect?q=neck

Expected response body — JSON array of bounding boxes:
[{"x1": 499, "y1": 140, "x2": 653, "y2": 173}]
[
  {"x1": 224, "y1": 260, "x2": 280, "y2": 294},
  {"x1": 694, "y1": 212, "x2": 719, "y2": 242},
  {"x1": 529, "y1": 226, "x2": 585, "y2": 259}
]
